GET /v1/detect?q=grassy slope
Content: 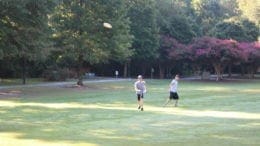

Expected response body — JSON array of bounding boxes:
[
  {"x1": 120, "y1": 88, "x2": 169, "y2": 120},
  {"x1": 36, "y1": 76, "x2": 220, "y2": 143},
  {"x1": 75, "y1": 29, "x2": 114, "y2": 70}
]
[{"x1": 0, "y1": 80, "x2": 259, "y2": 146}]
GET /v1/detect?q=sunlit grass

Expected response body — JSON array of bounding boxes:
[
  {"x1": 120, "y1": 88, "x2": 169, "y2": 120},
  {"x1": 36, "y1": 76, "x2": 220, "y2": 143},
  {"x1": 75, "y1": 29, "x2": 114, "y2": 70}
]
[
  {"x1": 0, "y1": 132, "x2": 99, "y2": 146},
  {"x1": 0, "y1": 80, "x2": 259, "y2": 146},
  {"x1": 0, "y1": 101, "x2": 259, "y2": 120}
]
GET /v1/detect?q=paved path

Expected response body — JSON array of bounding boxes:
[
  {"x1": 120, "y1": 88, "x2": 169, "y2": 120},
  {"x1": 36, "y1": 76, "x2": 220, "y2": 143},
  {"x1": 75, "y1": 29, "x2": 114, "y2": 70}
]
[
  {"x1": 1, "y1": 77, "x2": 258, "y2": 90},
  {"x1": 0, "y1": 78, "x2": 130, "y2": 90}
]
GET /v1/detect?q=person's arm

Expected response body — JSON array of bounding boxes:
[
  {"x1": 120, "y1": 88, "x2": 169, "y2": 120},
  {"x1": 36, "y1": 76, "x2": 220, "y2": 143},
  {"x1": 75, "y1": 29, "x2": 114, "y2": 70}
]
[
  {"x1": 143, "y1": 82, "x2": 147, "y2": 93},
  {"x1": 134, "y1": 82, "x2": 140, "y2": 92},
  {"x1": 169, "y1": 80, "x2": 175, "y2": 90},
  {"x1": 170, "y1": 80, "x2": 176, "y2": 86}
]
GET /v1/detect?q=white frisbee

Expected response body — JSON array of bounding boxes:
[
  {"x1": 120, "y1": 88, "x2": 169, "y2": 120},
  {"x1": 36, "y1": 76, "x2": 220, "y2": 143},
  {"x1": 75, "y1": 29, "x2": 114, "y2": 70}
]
[{"x1": 103, "y1": 22, "x2": 112, "y2": 29}]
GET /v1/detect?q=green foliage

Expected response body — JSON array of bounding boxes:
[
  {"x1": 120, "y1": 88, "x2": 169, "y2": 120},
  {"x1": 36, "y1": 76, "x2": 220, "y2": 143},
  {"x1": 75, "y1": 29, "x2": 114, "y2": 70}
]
[
  {"x1": 0, "y1": 0, "x2": 55, "y2": 60},
  {"x1": 191, "y1": 0, "x2": 240, "y2": 35},
  {"x1": 0, "y1": 0, "x2": 56, "y2": 83},
  {"x1": 128, "y1": 0, "x2": 159, "y2": 61},
  {"x1": 211, "y1": 18, "x2": 259, "y2": 42},
  {"x1": 211, "y1": 21, "x2": 245, "y2": 41},
  {"x1": 51, "y1": 0, "x2": 133, "y2": 84},
  {"x1": 0, "y1": 0, "x2": 259, "y2": 79},
  {"x1": 157, "y1": 0, "x2": 196, "y2": 44},
  {"x1": 241, "y1": 19, "x2": 259, "y2": 42},
  {"x1": 51, "y1": 0, "x2": 132, "y2": 64}
]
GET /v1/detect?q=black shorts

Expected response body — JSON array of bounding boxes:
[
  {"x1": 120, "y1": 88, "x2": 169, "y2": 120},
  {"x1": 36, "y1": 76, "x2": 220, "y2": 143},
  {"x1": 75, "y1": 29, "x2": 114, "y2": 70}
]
[
  {"x1": 137, "y1": 94, "x2": 144, "y2": 101},
  {"x1": 169, "y1": 92, "x2": 179, "y2": 100}
]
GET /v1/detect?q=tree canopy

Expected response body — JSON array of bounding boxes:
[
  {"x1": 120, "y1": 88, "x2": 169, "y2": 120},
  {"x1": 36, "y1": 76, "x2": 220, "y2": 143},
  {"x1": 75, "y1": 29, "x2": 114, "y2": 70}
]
[{"x1": 51, "y1": 0, "x2": 133, "y2": 85}]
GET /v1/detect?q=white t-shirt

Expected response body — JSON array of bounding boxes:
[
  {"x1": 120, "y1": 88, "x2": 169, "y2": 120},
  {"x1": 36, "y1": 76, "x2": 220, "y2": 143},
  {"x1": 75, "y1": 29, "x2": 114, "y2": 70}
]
[
  {"x1": 170, "y1": 79, "x2": 178, "y2": 92},
  {"x1": 134, "y1": 81, "x2": 146, "y2": 94}
]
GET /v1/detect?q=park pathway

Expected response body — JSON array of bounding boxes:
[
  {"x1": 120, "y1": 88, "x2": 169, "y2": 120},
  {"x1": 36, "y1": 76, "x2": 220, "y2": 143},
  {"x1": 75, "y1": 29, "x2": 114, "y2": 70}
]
[{"x1": 0, "y1": 78, "x2": 130, "y2": 90}]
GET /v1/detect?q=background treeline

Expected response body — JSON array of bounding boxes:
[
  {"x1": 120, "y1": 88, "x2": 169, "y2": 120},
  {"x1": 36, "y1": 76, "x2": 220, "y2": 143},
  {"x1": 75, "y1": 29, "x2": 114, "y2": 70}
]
[{"x1": 0, "y1": 0, "x2": 259, "y2": 84}]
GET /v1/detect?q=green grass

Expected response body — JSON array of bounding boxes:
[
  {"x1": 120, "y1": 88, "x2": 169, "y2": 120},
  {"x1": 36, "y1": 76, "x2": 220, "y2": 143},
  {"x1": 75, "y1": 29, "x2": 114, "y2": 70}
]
[{"x1": 0, "y1": 80, "x2": 259, "y2": 146}]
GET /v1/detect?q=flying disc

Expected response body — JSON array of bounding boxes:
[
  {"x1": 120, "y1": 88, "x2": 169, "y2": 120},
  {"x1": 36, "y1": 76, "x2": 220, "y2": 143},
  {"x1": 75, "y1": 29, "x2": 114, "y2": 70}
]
[{"x1": 103, "y1": 22, "x2": 112, "y2": 29}]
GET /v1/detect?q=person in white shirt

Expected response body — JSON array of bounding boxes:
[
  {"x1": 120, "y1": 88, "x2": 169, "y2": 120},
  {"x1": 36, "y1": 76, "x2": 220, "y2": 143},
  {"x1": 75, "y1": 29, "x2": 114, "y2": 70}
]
[
  {"x1": 134, "y1": 75, "x2": 146, "y2": 111},
  {"x1": 164, "y1": 74, "x2": 180, "y2": 107}
]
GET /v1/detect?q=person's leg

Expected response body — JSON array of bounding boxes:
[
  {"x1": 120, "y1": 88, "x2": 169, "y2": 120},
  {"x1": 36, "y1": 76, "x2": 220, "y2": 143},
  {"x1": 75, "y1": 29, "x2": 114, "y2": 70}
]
[
  {"x1": 174, "y1": 100, "x2": 178, "y2": 107},
  {"x1": 140, "y1": 98, "x2": 144, "y2": 111},
  {"x1": 137, "y1": 94, "x2": 141, "y2": 109},
  {"x1": 174, "y1": 93, "x2": 179, "y2": 107},
  {"x1": 164, "y1": 98, "x2": 171, "y2": 107},
  {"x1": 140, "y1": 94, "x2": 144, "y2": 111},
  {"x1": 164, "y1": 92, "x2": 172, "y2": 107},
  {"x1": 170, "y1": 99, "x2": 174, "y2": 106}
]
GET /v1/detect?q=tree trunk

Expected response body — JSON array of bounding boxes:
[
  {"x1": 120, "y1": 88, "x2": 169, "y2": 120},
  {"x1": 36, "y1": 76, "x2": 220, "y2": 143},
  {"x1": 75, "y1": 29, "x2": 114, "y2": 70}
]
[
  {"x1": 228, "y1": 64, "x2": 232, "y2": 78},
  {"x1": 192, "y1": 64, "x2": 201, "y2": 76},
  {"x1": 159, "y1": 63, "x2": 165, "y2": 79},
  {"x1": 150, "y1": 67, "x2": 154, "y2": 79},
  {"x1": 248, "y1": 66, "x2": 255, "y2": 79},
  {"x1": 166, "y1": 67, "x2": 172, "y2": 78},
  {"x1": 77, "y1": 55, "x2": 84, "y2": 86},
  {"x1": 22, "y1": 57, "x2": 26, "y2": 85},
  {"x1": 76, "y1": 0, "x2": 84, "y2": 86},
  {"x1": 123, "y1": 62, "x2": 127, "y2": 78},
  {"x1": 128, "y1": 61, "x2": 131, "y2": 77},
  {"x1": 213, "y1": 63, "x2": 222, "y2": 81},
  {"x1": 241, "y1": 65, "x2": 245, "y2": 77},
  {"x1": 141, "y1": 64, "x2": 146, "y2": 76},
  {"x1": 77, "y1": 76, "x2": 83, "y2": 86}
]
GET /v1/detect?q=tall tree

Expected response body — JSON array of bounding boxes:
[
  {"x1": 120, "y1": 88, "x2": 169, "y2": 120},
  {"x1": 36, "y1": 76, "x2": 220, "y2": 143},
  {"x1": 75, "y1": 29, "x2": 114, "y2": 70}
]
[
  {"x1": 52, "y1": 0, "x2": 132, "y2": 85},
  {"x1": 159, "y1": 35, "x2": 188, "y2": 78},
  {"x1": 157, "y1": 0, "x2": 196, "y2": 44},
  {"x1": 211, "y1": 18, "x2": 259, "y2": 42},
  {"x1": 0, "y1": 0, "x2": 56, "y2": 84},
  {"x1": 239, "y1": 42, "x2": 260, "y2": 78},
  {"x1": 128, "y1": 0, "x2": 159, "y2": 75},
  {"x1": 191, "y1": 0, "x2": 240, "y2": 35},
  {"x1": 156, "y1": 0, "x2": 196, "y2": 78},
  {"x1": 240, "y1": 19, "x2": 259, "y2": 42}
]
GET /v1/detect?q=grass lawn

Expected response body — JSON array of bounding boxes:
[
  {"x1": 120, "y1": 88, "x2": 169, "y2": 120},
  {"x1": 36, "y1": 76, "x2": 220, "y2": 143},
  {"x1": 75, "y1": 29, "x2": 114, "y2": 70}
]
[{"x1": 0, "y1": 79, "x2": 259, "y2": 146}]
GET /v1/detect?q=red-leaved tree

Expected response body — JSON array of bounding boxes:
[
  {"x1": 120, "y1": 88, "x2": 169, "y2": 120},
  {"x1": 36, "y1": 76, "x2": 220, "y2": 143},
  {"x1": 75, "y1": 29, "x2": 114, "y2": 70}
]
[
  {"x1": 239, "y1": 42, "x2": 260, "y2": 78},
  {"x1": 159, "y1": 35, "x2": 187, "y2": 78},
  {"x1": 189, "y1": 37, "x2": 244, "y2": 81}
]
